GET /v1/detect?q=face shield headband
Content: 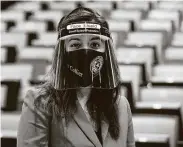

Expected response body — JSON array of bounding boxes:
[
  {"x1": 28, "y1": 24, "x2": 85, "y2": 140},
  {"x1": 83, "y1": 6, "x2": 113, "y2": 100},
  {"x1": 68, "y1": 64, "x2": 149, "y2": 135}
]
[
  {"x1": 53, "y1": 22, "x2": 120, "y2": 90},
  {"x1": 58, "y1": 22, "x2": 111, "y2": 39}
]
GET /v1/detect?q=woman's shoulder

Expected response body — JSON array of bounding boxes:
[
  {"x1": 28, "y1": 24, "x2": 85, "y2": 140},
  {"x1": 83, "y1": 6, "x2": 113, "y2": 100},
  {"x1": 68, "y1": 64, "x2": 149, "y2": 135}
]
[
  {"x1": 23, "y1": 83, "x2": 53, "y2": 116},
  {"x1": 116, "y1": 94, "x2": 131, "y2": 113},
  {"x1": 116, "y1": 94, "x2": 129, "y2": 106}
]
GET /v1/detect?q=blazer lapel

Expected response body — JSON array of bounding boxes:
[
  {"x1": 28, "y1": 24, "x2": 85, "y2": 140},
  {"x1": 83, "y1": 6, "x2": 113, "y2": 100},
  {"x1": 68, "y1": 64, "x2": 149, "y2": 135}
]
[{"x1": 73, "y1": 100, "x2": 102, "y2": 147}]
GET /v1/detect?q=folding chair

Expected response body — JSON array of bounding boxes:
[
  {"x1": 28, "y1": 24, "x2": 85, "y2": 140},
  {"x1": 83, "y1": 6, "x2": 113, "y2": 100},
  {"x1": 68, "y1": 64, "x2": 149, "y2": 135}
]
[
  {"x1": 148, "y1": 9, "x2": 180, "y2": 31},
  {"x1": 49, "y1": 1, "x2": 77, "y2": 14},
  {"x1": 138, "y1": 81, "x2": 183, "y2": 140},
  {"x1": 8, "y1": 1, "x2": 41, "y2": 11},
  {"x1": 1, "y1": 10, "x2": 24, "y2": 22},
  {"x1": 141, "y1": 86, "x2": 183, "y2": 120},
  {"x1": 82, "y1": 1, "x2": 113, "y2": 18},
  {"x1": 116, "y1": 47, "x2": 153, "y2": 84},
  {"x1": 117, "y1": 1, "x2": 150, "y2": 12},
  {"x1": 1, "y1": 112, "x2": 21, "y2": 147},
  {"x1": 107, "y1": 20, "x2": 131, "y2": 48},
  {"x1": 10, "y1": 20, "x2": 47, "y2": 32},
  {"x1": 1, "y1": 64, "x2": 33, "y2": 87},
  {"x1": 171, "y1": 32, "x2": 183, "y2": 47},
  {"x1": 138, "y1": 19, "x2": 173, "y2": 47},
  {"x1": 110, "y1": 10, "x2": 143, "y2": 30},
  {"x1": 125, "y1": 32, "x2": 164, "y2": 63},
  {"x1": 1, "y1": 32, "x2": 27, "y2": 51},
  {"x1": 119, "y1": 65, "x2": 141, "y2": 101},
  {"x1": 153, "y1": 64, "x2": 183, "y2": 79},
  {"x1": 30, "y1": 10, "x2": 63, "y2": 31},
  {"x1": 32, "y1": 32, "x2": 57, "y2": 47},
  {"x1": 135, "y1": 133, "x2": 170, "y2": 147},
  {"x1": 133, "y1": 114, "x2": 179, "y2": 147},
  {"x1": 120, "y1": 81, "x2": 136, "y2": 112},
  {"x1": 18, "y1": 47, "x2": 54, "y2": 79},
  {"x1": 165, "y1": 47, "x2": 183, "y2": 63},
  {"x1": 157, "y1": 1, "x2": 183, "y2": 12}
]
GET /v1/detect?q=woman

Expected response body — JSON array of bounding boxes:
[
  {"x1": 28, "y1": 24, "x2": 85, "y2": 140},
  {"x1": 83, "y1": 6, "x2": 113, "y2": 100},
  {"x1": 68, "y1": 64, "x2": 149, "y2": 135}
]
[{"x1": 17, "y1": 7, "x2": 135, "y2": 147}]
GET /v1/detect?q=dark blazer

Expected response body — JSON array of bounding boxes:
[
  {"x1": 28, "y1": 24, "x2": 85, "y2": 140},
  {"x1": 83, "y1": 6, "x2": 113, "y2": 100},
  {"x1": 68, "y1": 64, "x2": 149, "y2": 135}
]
[{"x1": 17, "y1": 88, "x2": 135, "y2": 147}]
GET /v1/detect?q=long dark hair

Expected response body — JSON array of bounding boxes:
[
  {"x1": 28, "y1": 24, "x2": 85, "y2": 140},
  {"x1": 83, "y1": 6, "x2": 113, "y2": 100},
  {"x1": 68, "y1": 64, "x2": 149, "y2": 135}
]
[{"x1": 34, "y1": 7, "x2": 121, "y2": 140}]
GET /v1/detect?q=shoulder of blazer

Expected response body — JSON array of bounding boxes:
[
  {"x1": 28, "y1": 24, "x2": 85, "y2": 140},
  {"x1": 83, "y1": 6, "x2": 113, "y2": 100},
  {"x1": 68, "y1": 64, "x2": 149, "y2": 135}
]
[
  {"x1": 23, "y1": 86, "x2": 52, "y2": 116},
  {"x1": 116, "y1": 93, "x2": 128, "y2": 107}
]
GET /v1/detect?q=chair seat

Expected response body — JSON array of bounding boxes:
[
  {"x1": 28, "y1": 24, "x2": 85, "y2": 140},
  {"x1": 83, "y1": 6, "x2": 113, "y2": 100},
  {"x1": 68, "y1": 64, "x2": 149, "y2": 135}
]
[{"x1": 133, "y1": 114, "x2": 179, "y2": 147}]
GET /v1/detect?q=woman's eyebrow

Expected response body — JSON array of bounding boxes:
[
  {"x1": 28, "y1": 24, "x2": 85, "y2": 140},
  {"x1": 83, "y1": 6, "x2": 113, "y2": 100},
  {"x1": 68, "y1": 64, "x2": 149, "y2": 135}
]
[
  {"x1": 68, "y1": 38, "x2": 80, "y2": 42},
  {"x1": 91, "y1": 37, "x2": 105, "y2": 43}
]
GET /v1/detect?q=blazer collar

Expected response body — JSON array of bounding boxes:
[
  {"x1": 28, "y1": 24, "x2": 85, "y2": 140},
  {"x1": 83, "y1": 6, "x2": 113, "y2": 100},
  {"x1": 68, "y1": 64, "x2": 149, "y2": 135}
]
[{"x1": 73, "y1": 100, "x2": 109, "y2": 147}]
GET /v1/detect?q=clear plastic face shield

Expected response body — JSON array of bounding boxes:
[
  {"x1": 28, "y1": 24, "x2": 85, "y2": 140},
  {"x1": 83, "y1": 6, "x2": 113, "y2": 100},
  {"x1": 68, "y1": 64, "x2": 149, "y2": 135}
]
[{"x1": 53, "y1": 22, "x2": 120, "y2": 90}]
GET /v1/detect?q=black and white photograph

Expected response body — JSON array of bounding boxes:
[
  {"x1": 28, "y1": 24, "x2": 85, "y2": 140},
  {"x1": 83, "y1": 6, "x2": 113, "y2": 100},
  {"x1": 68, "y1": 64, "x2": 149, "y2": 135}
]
[{"x1": 1, "y1": 1, "x2": 183, "y2": 147}]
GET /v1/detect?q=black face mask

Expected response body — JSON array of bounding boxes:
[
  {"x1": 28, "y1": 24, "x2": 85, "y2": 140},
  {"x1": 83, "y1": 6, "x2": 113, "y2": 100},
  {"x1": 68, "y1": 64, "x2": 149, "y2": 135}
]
[{"x1": 65, "y1": 49, "x2": 106, "y2": 87}]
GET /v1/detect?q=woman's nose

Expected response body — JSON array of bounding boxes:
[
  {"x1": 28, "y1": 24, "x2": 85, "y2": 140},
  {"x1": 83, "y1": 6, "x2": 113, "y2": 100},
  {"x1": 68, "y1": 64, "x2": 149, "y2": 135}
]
[{"x1": 83, "y1": 42, "x2": 89, "y2": 49}]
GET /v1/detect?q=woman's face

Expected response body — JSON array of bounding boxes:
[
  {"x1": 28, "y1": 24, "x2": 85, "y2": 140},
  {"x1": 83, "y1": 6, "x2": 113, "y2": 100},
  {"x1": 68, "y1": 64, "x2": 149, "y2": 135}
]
[{"x1": 65, "y1": 35, "x2": 106, "y2": 52}]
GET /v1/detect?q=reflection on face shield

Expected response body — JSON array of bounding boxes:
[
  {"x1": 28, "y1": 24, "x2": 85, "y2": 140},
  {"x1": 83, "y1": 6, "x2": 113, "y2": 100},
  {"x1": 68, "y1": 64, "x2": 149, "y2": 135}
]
[{"x1": 53, "y1": 23, "x2": 120, "y2": 90}]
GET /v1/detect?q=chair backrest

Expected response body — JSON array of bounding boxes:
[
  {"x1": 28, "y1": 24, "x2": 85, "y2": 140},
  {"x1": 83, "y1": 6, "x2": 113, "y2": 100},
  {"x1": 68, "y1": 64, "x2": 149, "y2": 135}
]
[
  {"x1": 32, "y1": 32, "x2": 57, "y2": 47},
  {"x1": 119, "y1": 65, "x2": 141, "y2": 101},
  {"x1": 141, "y1": 86, "x2": 183, "y2": 118},
  {"x1": 141, "y1": 87, "x2": 183, "y2": 102},
  {"x1": 133, "y1": 114, "x2": 179, "y2": 147},
  {"x1": 157, "y1": 1, "x2": 183, "y2": 11},
  {"x1": 139, "y1": 19, "x2": 173, "y2": 33},
  {"x1": 82, "y1": 1, "x2": 113, "y2": 17},
  {"x1": 1, "y1": 10, "x2": 24, "y2": 22},
  {"x1": 107, "y1": 20, "x2": 131, "y2": 32},
  {"x1": 49, "y1": 1, "x2": 77, "y2": 14},
  {"x1": 151, "y1": 76, "x2": 183, "y2": 83},
  {"x1": 117, "y1": 1, "x2": 150, "y2": 12},
  {"x1": 1, "y1": 64, "x2": 33, "y2": 86},
  {"x1": 110, "y1": 10, "x2": 143, "y2": 29},
  {"x1": 172, "y1": 32, "x2": 183, "y2": 46},
  {"x1": 1, "y1": 112, "x2": 21, "y2": 138},
  {"x1": 8, "y1": 1, "x2": 41, "y2": 11},
  {"x1": 165, "y1": 47, "x2": 183, "y2": 62},
  {"x1": 30, "y1": 10, "x2": 63, "y2": 24},
  {"x1": 1, "y1": 32, "x2": 27, "y2": 50},
  {"x1": 116, "y1": 48, "x2": 153, "y2": 80},
  {"x1": 153, "y1": 65, "x2": 183, "y2": 78},
  {"x1": 1, "y1": 85, "x2": 8, "y2": 108},
  {"x1": 148, "y1": 9, "x2": 180, "y2": 31},
  {"x1": 135, "y1": 133, "x2": 170, "y2": 147},
  {"x1": 10, "y1": 21, "x2": 47, "y2": 32},
  {"x1": 19, "y1": 47, "x2": 54, "y2": 61},
  {"x1": 126, "y1": 32, "x2": 164, "y2": 63}
]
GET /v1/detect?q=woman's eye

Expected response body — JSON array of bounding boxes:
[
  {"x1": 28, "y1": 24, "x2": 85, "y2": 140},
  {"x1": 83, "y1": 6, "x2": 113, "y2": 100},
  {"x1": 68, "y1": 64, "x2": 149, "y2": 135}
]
[
  {"x1": 90, "y1": 42, "x2": 100, "y2": 49},
  {"x1": 70, "y1": 43, "x2": 81, "y2": 49}
]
